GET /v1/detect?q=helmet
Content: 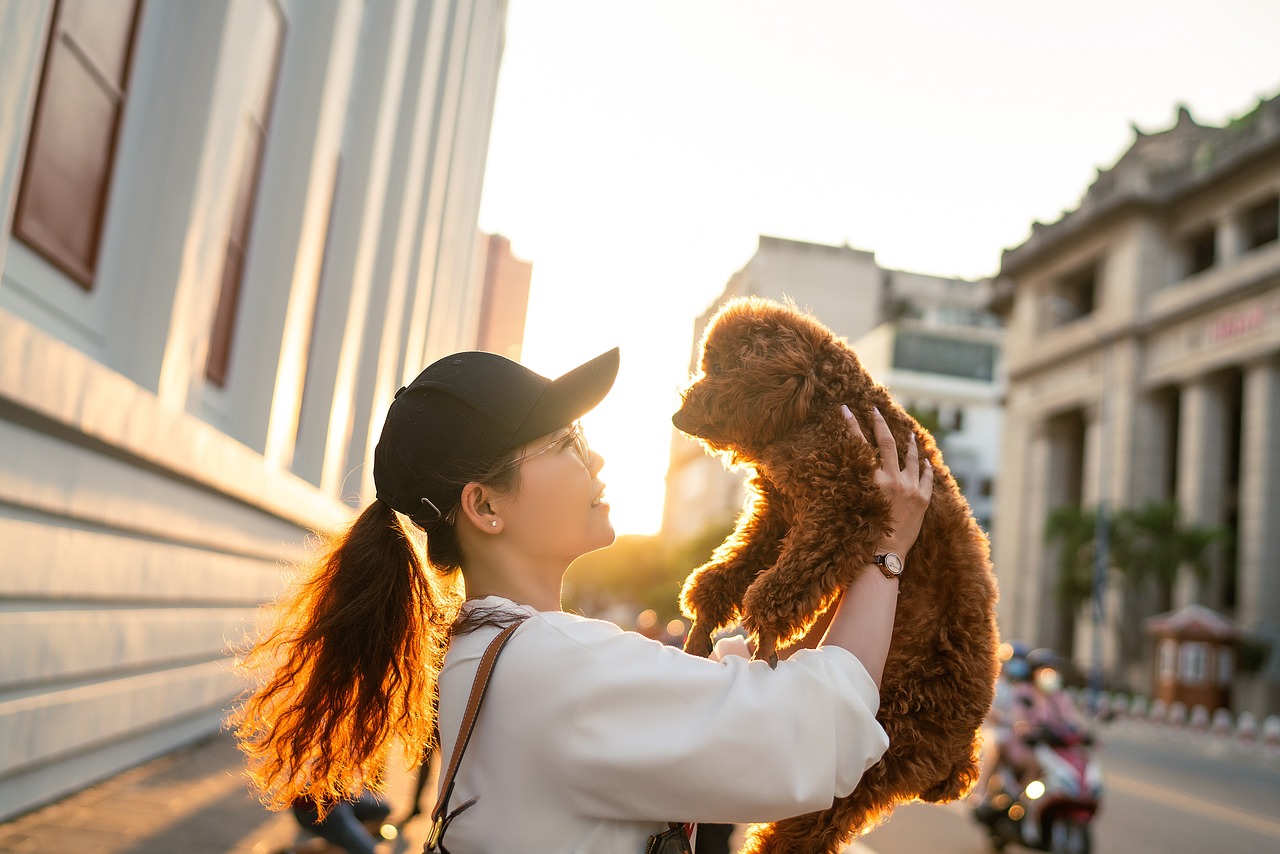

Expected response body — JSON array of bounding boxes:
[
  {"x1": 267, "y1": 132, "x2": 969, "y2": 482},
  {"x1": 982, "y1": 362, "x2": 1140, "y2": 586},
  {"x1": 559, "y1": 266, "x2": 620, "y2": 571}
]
[
  {"x1": 1025, "y1": 647, "x2": 1059, "y2": 673},
  {"x1": 1000, "y1": 641, "x2": 1032, "y2": 682},
  {"x1": 1026, "y1": 648, "x2": 1063, "y2": 692}
]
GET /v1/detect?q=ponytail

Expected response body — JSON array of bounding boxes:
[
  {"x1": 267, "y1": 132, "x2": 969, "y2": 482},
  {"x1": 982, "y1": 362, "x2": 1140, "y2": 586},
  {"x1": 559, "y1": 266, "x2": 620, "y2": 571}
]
[{"x1": 232, "y1": 499, "x2": 457, "y2": 812}]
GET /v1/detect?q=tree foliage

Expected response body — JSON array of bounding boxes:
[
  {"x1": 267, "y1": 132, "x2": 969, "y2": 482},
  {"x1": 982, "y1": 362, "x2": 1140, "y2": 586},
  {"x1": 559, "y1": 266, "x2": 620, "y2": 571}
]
[
  {"x1": 1110, "y1": 499, "x2": 1228, "y2": 611},
  {"x1": 1043, "y1": 503, "x2": 1102, "y2": 617},
  {"x1": 1043, "y1": 499, "x2": 1228, "y2": 616},
  {"x1": 562, "y1": 520, "x2": 736, "y2": 626}
]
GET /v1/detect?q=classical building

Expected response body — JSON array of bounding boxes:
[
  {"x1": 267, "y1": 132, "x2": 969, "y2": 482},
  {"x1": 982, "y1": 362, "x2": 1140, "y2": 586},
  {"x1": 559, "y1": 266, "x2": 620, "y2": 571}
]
[
  {"x1": 990, "y1": 97, "x2": 1280, "y2": 717},
  {"x1": 663, "y1": 236, "x2": 1004, "y2": 545},
  {"x1": 0, "y1": 0, "x2": 510, "y2": 820}
]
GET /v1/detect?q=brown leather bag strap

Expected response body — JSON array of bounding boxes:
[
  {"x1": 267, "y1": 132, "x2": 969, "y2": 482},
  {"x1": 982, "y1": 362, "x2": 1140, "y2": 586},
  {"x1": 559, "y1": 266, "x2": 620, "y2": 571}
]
[{"x1": 424, "y1": 618, "x2": 527, "y2": 853}]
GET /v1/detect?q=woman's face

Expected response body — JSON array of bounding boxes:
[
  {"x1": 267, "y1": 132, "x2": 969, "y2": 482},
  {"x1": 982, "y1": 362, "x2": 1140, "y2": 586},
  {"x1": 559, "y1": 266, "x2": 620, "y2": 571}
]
[{"x1": 497, "y1": 424, "x2": 615, "y2": 562}]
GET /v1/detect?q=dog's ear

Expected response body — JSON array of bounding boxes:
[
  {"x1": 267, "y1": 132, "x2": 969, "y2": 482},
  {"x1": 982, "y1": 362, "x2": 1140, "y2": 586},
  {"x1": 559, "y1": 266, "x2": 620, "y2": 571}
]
[
  {"x1": 749, "y1": 329, "x2": 819, "y2": 438},
  {"x1": 766, "y1": 370, "x2": 815, "y2": 435}
]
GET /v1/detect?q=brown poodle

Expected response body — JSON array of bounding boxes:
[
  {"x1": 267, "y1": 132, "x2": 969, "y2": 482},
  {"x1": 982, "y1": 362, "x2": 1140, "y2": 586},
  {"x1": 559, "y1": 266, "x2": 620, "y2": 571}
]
[{"x1": 672, "y1": 296, "x2": 1000, "y2": 854}]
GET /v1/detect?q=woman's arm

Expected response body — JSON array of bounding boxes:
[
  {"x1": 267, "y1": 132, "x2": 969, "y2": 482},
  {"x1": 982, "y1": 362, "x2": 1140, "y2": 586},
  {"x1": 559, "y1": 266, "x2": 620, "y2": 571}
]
[{"x1": 819, "y1": 405, "x2": 933, "y2": 687}]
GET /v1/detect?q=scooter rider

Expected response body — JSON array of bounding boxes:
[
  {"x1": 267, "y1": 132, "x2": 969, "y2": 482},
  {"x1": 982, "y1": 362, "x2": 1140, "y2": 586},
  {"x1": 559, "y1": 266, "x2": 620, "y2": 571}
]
[
  {"x1": 972, "y1": 641, "x2": 1030, "y2": 807},
  {"x1": 1008, "y1": 648, "x2": 1088, "y2": 845}
]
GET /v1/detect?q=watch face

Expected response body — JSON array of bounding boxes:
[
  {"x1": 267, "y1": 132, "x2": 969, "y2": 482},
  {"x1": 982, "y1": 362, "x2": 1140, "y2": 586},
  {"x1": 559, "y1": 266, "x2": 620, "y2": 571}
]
[{"x1": 879, "y1": 553, "x2": 903, "y2": 576}]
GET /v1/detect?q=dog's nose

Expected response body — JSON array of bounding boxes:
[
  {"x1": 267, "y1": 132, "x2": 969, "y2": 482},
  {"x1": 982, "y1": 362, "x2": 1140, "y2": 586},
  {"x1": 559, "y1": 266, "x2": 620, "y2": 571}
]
[{"x1": 671, "y1": 407, "x2": 695, "y2": 433}]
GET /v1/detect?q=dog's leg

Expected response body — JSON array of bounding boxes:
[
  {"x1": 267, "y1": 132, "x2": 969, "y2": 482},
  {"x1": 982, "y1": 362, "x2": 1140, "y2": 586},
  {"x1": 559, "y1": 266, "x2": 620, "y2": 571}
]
[
  {"x1": 680, "y1": 476, "x2": 788, "y2": 657},
  {"x1": 739, "y1": 492, "x2": 889, "y2": 655}
]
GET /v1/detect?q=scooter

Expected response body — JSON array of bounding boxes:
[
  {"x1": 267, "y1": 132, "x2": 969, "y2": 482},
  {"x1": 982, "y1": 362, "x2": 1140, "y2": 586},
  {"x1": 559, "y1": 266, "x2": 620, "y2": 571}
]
[{"x1": 973, "y1": 724, "x2": 1103, "y2": 854}]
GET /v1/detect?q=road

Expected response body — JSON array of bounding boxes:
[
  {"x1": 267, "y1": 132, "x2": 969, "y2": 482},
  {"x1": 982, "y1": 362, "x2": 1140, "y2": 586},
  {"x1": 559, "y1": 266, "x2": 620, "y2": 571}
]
[{"x1": 854, "y1": 721, "x2": 1280, "y2": 854}]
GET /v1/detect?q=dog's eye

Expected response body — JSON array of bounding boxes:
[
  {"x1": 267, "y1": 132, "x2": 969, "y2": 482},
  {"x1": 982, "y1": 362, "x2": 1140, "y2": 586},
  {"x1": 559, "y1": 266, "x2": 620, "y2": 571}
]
[{"x1": 705, "y1": 361, "x2": 721, "y2": 377}]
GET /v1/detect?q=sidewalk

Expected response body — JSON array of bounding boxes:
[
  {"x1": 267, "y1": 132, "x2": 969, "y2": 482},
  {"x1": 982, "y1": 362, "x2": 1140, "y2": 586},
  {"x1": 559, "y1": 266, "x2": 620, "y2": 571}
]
[
  {"x1": 0, "y1": 731, "x2": 438, "y2": 854},
  {"x1": 0, "y1": 731, "x2": 881, "y2": 854},
  {"x1": 4, "y1": 715, "x2": 1274, "y2": 854}
]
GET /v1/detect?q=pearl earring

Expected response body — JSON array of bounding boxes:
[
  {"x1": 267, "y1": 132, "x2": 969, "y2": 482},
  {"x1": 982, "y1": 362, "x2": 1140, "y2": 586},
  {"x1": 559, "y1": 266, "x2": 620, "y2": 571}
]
[{"x1": 491, "y1": 520, "x2": 498, "y2": 527}]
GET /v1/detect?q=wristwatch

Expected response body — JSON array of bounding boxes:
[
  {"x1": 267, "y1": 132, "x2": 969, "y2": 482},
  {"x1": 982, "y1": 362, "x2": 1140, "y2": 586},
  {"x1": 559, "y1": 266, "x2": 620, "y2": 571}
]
[{"x1": 873, "y1": 552, "x2": 904, "y2": 580}]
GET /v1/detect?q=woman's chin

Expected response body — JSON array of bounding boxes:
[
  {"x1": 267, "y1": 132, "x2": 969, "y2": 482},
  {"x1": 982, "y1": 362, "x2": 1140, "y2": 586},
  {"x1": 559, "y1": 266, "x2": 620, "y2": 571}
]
[{"x1": 589, "y1": 513, "x2": 616, "y2": 551}]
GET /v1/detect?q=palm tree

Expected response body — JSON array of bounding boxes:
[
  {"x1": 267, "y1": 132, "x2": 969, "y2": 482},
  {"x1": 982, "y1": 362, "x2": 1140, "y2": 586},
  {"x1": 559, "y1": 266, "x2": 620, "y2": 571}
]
[
  {"x1": 1043, "y1": 503, "x2": 1104, "y2": 620},
  {"x1": 1110, "y1": 499, "x2": 1228, "y2": 613}
]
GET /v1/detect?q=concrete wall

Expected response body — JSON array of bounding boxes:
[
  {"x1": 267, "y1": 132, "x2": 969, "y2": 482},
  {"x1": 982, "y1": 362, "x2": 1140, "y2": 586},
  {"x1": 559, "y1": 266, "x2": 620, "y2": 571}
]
[{"x1": 0, "y1": 0, "x2": 509, "y2": 821}]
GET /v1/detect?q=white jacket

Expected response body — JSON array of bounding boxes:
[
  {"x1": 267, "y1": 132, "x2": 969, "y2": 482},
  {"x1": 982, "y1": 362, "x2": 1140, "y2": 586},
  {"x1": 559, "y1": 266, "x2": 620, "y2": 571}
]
[{"x1": 434, "y1": 597, "x2": 888, "y2": 853}]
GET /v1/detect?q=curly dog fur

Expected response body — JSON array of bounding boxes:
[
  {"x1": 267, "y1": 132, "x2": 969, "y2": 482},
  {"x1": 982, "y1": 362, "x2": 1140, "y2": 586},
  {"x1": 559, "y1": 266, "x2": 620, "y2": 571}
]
[{"x1": 673, "y1": 297, "x2": 1000, "y2": 853}]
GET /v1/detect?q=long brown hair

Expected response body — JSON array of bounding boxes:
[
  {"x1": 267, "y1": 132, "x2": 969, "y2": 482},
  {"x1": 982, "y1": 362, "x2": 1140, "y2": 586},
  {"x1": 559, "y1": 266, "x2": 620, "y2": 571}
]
[{"x1": 232, "y1": 450, "x2": 524, "y2": 812}]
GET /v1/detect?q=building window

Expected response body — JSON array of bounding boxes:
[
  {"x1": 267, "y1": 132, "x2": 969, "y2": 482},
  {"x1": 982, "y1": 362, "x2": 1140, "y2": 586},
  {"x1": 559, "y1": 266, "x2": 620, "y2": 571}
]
[
  {"x1": 1242, "y1": 195, "x2": 1279, "y2": 251},
  {"x1": 206, "y1": 20, "x2": 283, "y2": 387},
  {"x1": 1158, "y1": 638, "x2": 1177, "y2": 681},
  {"x1": 1217, "y1": 647, "x2": 1234, "y2": 685},
  {"x1": 1178, "y1": 641, "x2": 1209, "y2": 686},
  {"x1": 1184, "y1": 225, "x2": 1216, "y2": 276},
  {"x1": 1047, "y1": 262, "x2": 1098, "y2": 325},
  {"x1": 13, "y1": 0, "x2": 142, "y2": 289},
  {"x1": 892, "y1": 333, "x2": 997, "y2": 381}
]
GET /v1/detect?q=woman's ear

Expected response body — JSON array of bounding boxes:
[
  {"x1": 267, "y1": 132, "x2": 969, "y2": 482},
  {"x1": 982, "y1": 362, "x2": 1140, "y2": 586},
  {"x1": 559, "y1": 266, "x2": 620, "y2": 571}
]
[{"x1": 458, "y1": 482, "x2": 501, "y2": 533}]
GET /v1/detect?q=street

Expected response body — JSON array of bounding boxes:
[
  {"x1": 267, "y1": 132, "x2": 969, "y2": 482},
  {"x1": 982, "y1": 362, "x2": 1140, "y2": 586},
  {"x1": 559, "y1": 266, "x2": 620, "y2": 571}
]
[{"x1": 856, "y1": 721, "x2": 1280, "y2": 854}]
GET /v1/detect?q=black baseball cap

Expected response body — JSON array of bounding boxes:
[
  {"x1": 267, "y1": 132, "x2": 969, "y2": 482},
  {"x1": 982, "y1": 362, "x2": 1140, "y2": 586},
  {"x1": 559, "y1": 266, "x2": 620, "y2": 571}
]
[{"x1": 374, "y1": 347, "x2": 619, "y2": 524}]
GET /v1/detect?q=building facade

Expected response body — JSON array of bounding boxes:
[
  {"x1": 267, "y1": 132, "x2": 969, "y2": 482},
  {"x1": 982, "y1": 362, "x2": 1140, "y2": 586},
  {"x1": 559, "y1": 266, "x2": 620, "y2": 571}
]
[
  {"x1": 0, "y1": 0, "x2": 509, "y2": 820},
  {"x1": 663, "y1": 236, "x2": 1004, "y2": 546},
  {"x1": 990, "y1": 98, "x2": 1280, "y2": 717},
  {"x1": 475, "y1": 233, "x2": 532, "y2": 362}
]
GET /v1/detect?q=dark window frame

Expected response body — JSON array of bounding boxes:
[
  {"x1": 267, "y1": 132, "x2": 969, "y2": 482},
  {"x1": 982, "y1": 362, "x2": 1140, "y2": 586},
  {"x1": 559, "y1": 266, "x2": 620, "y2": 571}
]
[
  {"x1": 205, "y1": 18, "x2": 284, "y2": 388},
  {"x1": 1242, "y1": 195, "x2": 1279, "y2": 251},
  {"x1": 12, "y1": 0, "x2": 142, "y2": 290},
  {"x1": 1184, "y1": 225, "x2": 1217, "y2": 276}
]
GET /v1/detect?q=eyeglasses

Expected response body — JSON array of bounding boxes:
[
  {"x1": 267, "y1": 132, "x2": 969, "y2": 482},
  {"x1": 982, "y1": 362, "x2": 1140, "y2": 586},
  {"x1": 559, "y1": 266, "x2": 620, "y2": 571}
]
[
  {"x1": 506, "y1": 422, "x2": 592, "y2": 471},
  {"x1": 437, "y1": 424, "x2": 592, "y2": 525}
]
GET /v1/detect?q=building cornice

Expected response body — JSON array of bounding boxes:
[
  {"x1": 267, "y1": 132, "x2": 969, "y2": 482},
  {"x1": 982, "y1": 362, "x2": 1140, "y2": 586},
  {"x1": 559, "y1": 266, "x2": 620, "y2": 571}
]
[{"x1": 1000, "y1": 96, "x2": 1280, "y2": 279}]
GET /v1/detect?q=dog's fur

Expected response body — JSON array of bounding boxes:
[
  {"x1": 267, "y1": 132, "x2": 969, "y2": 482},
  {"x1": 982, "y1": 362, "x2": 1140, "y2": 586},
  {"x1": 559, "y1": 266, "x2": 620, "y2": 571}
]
[{"x1": 673, "y1": 297, "x2": 1000, "y2": 853}]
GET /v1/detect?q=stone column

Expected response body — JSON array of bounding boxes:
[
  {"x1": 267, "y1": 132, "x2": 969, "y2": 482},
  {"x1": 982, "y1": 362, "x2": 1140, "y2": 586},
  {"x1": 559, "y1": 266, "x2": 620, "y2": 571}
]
[
  {"x1": 1023, "y1": 413, "x2": 1085, "y2": 653},
  {"x1": 1019, "y1": 420, "x2": 1058, "y2": 647},
  {"x1": 1217, "y1": 212, "x2": 1246, "y2": 264},
  {"x1": 1237, "y1": 357, "x2": 1280, "y2": 630},
  {"x1": 1176, "y1": 375, "x2": 1231, "y2": 609}
]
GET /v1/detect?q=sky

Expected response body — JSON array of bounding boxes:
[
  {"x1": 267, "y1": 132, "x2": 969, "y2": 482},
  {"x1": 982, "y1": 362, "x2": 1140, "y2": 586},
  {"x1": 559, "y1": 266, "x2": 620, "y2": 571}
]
[{"x1": 475, "y1": 0, "x2": 1280, "y2": 537}]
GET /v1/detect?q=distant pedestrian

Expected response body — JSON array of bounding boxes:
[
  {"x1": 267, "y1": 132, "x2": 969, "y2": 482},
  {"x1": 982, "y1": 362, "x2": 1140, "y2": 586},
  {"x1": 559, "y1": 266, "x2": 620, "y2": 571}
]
[
  {"x1": 233, "y1": 347, "x2": 931, "y2": 853},
  {"x1": 289, "y1": 792, "x2": 389, "y2": 854}
]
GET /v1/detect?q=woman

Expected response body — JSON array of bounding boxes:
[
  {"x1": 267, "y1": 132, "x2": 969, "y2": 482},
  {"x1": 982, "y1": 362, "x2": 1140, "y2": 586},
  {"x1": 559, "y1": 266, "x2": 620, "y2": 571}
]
[{"x1": 234, "y1": 346, "x2": 932, "y2": 853}]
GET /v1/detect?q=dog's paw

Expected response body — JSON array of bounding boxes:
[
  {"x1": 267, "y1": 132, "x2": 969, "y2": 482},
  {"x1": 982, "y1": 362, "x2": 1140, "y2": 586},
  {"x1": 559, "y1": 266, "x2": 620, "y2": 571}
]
[
  {"x1": 740, "y1": 578, "x2": 823, "y2": 651},
  {"x1": 682, "y1": 621, "x2": 715, "y2": 658}
]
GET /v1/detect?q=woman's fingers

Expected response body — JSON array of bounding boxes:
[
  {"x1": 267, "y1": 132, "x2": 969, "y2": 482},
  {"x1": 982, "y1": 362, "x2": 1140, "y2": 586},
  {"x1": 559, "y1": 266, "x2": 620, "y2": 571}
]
[
  {"x1": 841, "y1": 403, "x2": 934, "y2": 555},
  {"x1": 906, "y1": 430, "x2": 920, "y2": 476},
  {"x1": 841, "y1": 404, "x2": 866, "y2": 442},
  {"x1": 843, "y1": 404, "x2": 931, "y2": 493},
  {"x1": 843, "y1": 404, "x2": 901, "y2": 473},
  {"x1": 919, "y1": 456, "x2": 935, "y2": 497},
  {"x1": 870, "y1": 407, "x2": 899, "y2": 473}
]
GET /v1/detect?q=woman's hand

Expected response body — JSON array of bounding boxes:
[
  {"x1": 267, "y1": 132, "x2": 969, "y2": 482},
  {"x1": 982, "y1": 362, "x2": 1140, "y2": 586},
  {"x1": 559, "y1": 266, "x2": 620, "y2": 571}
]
[
  {"x1": 710, "y1": 634, "x2": 751, "y2": 662},
  {"x1": 818, "y1": 405, "x2": 934, "y2": 684},
  {"x1": 843, "y1": 404, "x2": 933, "y2": 558}
]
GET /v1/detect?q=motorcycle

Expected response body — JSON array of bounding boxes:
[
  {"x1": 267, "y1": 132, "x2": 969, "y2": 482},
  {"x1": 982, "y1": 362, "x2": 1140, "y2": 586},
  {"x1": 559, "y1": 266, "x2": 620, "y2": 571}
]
[{"x1": 972, "y1": 724, "x2": 1103, "y2": 854}]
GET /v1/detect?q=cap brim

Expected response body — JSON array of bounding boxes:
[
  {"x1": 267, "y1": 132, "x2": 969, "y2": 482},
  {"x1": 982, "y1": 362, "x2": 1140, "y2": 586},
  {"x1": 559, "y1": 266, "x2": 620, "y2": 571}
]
[{"x1": 510, "y1": 347, "x2": 619, "y2": 446}]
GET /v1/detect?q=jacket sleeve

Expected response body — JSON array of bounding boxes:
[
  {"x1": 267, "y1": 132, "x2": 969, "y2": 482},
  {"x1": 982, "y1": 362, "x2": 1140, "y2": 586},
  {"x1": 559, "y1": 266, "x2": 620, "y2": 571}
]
[{"x1": 544, "y1": 615, "x2": 888, "y2": 825}]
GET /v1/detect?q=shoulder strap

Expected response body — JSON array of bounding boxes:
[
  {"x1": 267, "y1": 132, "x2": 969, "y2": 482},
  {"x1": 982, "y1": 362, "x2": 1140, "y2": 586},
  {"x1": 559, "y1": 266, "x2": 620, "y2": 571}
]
[{"x1": 424, "y1": 617, "x2": 527, "y2": 853}]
